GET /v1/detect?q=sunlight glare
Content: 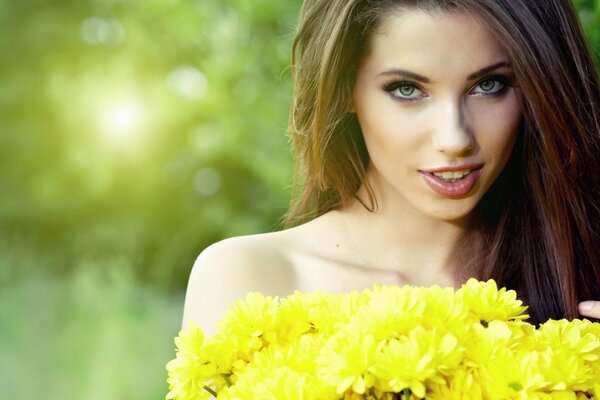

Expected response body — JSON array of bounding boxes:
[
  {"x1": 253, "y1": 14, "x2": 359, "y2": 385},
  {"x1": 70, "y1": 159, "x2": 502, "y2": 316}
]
[{"x1": 99, "y1": 100, "x2": 144, "y2": 142}]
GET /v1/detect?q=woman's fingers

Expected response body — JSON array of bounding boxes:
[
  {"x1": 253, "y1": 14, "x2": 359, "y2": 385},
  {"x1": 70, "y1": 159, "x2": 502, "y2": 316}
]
[{"x1": 578, "y1": 301, "x2": 600, "y2": 319}]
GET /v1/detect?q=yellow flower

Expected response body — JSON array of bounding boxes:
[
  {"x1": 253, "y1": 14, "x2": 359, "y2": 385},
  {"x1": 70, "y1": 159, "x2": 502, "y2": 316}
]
[
  {"x1": 458, "y1": 278, "x2": 529, "y2": 323},
  {"x1": 276, "y1": 291, "x2": 322, "y2": 339},
  {"x1": 479, "y1": 348, "x2": 547, "y2": 399},
  {"x1": 317, "y1": 333, "x2": 378, "y2": 395},
  {"x1": 166, "y1": 322, "x2": 217, "y2": 400},
  {"x1": 218, "y1": 366, "x2": 317, "y2": 400},
  {"x1": 371, "y1": 326, "x2": 464, "y2": 398},
  {"x1": 208, "y1": 292, "x2": 280, "y2": 374},
  {"x1": 593, "y1": 382, "x2": 600, "y2": 399},
  {"x1": 535, "y1": 319, "x2": 600, "y2": 392},
  {"x1": 427, "y1": 369, "x2": 483, "y2": 400},
  {"x1": 463, "y1": 320, "x2": 513, "y2": 367},
  {"x1": 547, "y1": 391, "x2": 578, "y2": 400},
  {"x1": 252, "y1": 367, "x2": 315, "y2": 400},
  {"x1": 166, "y1": 280, "x2": 600, "y2": 399},
  {"x1": 421, "y1": 285, "x2": 469, "y2": 333},
  {"x1": 537, "y1": 319, "x2": 600, "y2": 361},
  {"x1": 218, "y1": 292, "x2": 280, "y2": 346},
  {"x1": 305, "y1": 289, "x2": 369, "y2": 335},
  {"x1": 244, "y1": 334, "x2": 324, "y2": 380},
  {"x1": 346, "y1": 285, "x2": 425, "y2": 341}
]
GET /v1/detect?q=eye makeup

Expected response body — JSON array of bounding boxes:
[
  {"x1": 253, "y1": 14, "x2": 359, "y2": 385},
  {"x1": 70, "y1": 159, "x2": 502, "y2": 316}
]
[
  {"x1": 469, "y1": 74, "x2": 512, "y2": 96},
  {"x1": 382, "y1": 80, "x2": 426, "y2": 102},
  {"x1": 381, "y1": 72, "x2": 514, "y2": 102}
]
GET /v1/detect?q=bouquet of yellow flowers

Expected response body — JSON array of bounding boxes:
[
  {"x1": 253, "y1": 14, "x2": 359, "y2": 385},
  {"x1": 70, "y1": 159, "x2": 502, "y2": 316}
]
[{"x1": 166, "y1": 279, "x2": 600, "y2": 399}]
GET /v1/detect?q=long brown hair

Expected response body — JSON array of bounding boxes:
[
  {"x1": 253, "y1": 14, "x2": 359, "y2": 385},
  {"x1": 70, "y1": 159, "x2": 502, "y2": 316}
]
[{"x1": 286, "y1": 0, "x2": 600, "y2": 324}]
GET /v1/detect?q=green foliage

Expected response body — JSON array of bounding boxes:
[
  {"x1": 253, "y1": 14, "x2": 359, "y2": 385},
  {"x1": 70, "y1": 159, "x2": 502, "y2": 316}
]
[
  {"x1": 0, "y1": 251, "x2": 182, "y2": 398},
  {"x1": 575, "y1": 0, "x2": 600, "y2": 67},
  {"x1": 0, "y1": 0, "x2": 301, "y2": 288}
]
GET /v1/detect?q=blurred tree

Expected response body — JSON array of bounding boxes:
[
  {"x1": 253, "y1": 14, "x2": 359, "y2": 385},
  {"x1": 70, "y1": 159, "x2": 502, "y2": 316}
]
[
  {"x1": 574, "y1": 0, "x2": 600, "y2": 67},
  {"x1": 0, "y1": 0, "x2": 300, "y2": 288}
]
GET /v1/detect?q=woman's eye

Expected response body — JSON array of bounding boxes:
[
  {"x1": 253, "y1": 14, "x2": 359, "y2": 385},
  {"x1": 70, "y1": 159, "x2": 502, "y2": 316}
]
[
  {"x1": 470, "y1": 77, "x2": 508, "y2": 95},
  {"x1": 384, "y1": 82, "x2": 424, "y2": 101}
]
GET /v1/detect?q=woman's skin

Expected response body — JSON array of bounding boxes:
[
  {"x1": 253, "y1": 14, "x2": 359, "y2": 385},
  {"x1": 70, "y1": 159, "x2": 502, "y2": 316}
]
[
  {"x1": 182, "y1": 9, "x2": 600, "y2": 337},
  {"x1": 579, "y1": 301, "x2": 600, "y2": 318}
]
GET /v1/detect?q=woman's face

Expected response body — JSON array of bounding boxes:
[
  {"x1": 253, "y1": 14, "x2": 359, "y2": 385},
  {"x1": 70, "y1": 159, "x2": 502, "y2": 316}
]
[{"x1": 353, "y1": 9, "x2": 523, "y2": 223}]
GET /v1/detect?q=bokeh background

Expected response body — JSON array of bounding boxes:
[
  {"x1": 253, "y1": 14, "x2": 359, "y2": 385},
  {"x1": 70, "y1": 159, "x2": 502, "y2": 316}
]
[{"x1": 1, "y1": 0, "x2": 598, "y2": 398}]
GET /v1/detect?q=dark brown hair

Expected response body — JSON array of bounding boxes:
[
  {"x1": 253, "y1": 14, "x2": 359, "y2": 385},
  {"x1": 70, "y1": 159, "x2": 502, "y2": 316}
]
[{"x1": 287, "y1": 0, "x2": 600, "y2": 323}]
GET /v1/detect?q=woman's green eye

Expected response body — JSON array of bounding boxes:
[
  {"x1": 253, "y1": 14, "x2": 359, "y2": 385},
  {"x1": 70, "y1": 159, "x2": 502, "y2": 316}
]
[
  {"x1": 479, "y1": 80, "x2": 496, "y2": 91},
  {"x1": 386, "y1": 83, "x2": 424, "y2": 100},
  {"x1": 472, "y1": 77, "x2": 508, "y2": 95},
  {"x1": 398, "y1": 85, "x2": 416, "y2": 96}
]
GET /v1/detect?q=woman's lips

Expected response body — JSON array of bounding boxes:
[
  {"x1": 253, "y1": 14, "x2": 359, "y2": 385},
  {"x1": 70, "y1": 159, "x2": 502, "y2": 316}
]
[{"x1": 419, "y1": 165, "x2": 483, "y2": 198}]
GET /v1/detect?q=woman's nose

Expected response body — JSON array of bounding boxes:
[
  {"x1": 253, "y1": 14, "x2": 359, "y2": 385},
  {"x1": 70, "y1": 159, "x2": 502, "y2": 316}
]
[{"x1": 432, "y1": 99, "x2": 474, "y2": 156}]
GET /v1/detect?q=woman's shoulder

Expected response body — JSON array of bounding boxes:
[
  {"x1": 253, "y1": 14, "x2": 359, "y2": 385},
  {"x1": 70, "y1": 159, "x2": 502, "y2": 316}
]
[
  {"x1": 189, "y1": 213, "x2": 340, "y2": 286},
  {"x1": 196, "y1": 233, "x2": 297, "y2": 288},
  {"x1": 194, "y1": 232, "x2": 290, "y2": 270},
  {"x1": 181, "y1": 230, "x2": 301, "y2": 335},
  {"x1": 181, "y1": 212, "x2": 345, "y2": 335}
]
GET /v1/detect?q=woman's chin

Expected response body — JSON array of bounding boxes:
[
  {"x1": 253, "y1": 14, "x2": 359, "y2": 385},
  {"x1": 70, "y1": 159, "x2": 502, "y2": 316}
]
[{"x1": 418, "y1": 201, "x2": 478, "y2": 224}]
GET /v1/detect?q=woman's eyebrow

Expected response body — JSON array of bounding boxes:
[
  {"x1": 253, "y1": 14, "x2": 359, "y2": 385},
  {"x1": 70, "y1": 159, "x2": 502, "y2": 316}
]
[
  {"x1": 376, "y1": 61, "x2": 512, "y2": 83},
  {"x1": 467, "y1": 61, "x2": 511, "y2": 80},
  {"x1": 377, "y1": 69, "x2": 431, "y2": 83}
]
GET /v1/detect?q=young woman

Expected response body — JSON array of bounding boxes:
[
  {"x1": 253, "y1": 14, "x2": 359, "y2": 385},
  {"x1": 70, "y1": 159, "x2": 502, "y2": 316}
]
[{"x1": 182, "y1": 0, "x2": 600, "y2": 337}]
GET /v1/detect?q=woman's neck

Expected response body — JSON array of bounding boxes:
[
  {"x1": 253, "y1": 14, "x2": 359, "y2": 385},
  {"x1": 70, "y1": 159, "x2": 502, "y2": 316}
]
[{"x1": 335, "y1": 191, "x2": 478, "y2": 287}]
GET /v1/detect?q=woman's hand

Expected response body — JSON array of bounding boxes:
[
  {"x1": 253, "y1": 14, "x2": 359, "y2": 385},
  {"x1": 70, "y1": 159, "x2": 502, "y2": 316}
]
[{"x1": 578, "y1": 301, "x2": 600, "y2": 319}]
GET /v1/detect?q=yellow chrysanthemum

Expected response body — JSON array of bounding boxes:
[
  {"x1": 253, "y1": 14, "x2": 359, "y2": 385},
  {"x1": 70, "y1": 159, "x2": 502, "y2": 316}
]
[
  {"x1": 244, "y1": 334, "x2": 324, "y2": 379},
  {"x1": 539, "y1": 348, "x2": 591, "y2": 392},
  {"x1": 207, "y1": 292, "x2": 282, "y2": 375},
  {"x1": 218, "y1": 292, "x2": 280, "y2": 347},
  {"x1": 371, "y1": 326, "x2": 463, "y2": 398},
  {"x1": 537, "y1": 319, "x2": 600, "y2": 361},
  {"x1": 463, "y1": 321, "x2": 531, "y2": 369},
  {"x1": 459, "y1": 278, "x2": 529, "y2": 323},
  {"x1": 218, "y1": 366, "x2": 317, "y2": 400},
  {"x1": 547, "y1": 391, "x2": 578, "y2": 400},
  {"x1": 166, "y1": 280, "x2": 600, "y2": 399},
  {"x1": 593, "y1": 382, "x2": 600, "y2": 399},
  {"x1": 535, "y1": 319, "x2": 600, "y2": 392},
  {"x1": 317, "y1": 333, "x2": 378, "y2": 395},
  {"x1": 346, "y1": 285, "x2": 425, "y2": 341},
  {"x1": 427, "y1": 369, "x2": 483, "y2": 400},
  {"x1": 421, "y1": 285, "x2": 469, "y2": 332},
  {"x1": 479, "y1": 348, "x2": 547, "y2": 399},
  {"x1": 166, "y1": 322, "x2": 217, "y2": 400},
  {"x1": 306, "y1": 289, "x2": 369, "y2": 335},
  {"x1": 276, "y1": 291, "x2": 323, "y2": 339},
  {"x1": 285, "y1": 334, "x2": 329, "y2": 374}
]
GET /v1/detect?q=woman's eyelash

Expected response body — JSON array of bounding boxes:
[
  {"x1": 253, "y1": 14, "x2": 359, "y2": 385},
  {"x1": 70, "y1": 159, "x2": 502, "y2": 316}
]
[
  {"x1": 381, "y1": 74, "x2": 513, "y2": 101},
  {"x1": 471, "y1": 74, "x2": 512, "y2": 95},
  {"x1": 382, "y1": 80, "x2": 419, "y2": 92},
  {"x1": 483, "y1": 74, "x2": 509, "y2": 83},
  {"x1": 382, "y1": 80, "x2": 424, "y2": 101}
]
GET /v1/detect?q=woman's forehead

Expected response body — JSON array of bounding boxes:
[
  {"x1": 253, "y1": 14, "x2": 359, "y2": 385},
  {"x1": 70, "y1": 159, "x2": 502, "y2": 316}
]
[{"x1": 362, "y1": 9, "x2": 509, "y2": 79}]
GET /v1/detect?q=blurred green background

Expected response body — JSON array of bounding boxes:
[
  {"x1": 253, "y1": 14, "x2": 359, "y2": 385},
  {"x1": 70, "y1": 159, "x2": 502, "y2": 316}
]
[{"x1": 1, "y1": 0, "x2": 598, "y2": 399}]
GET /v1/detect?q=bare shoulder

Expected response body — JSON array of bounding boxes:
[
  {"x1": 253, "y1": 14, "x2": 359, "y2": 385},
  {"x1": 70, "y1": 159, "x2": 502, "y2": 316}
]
[
  {"x1": 181, "y1": 232, "x2": 297, "y2": 336},
  {"x1": 181, "y1": 212, "x2": 353, "y2": 336}
]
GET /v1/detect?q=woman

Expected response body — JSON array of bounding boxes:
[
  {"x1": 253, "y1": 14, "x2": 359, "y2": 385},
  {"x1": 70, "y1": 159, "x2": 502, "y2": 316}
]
[{"x1": 182, "y1": 0, "x2": 600, "y2": 337}]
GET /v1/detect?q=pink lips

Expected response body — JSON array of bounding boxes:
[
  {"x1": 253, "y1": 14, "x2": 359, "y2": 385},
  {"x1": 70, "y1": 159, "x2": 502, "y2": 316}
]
[{"x1": 419, "y1": 164, "x2": 483, "y2": 199}]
